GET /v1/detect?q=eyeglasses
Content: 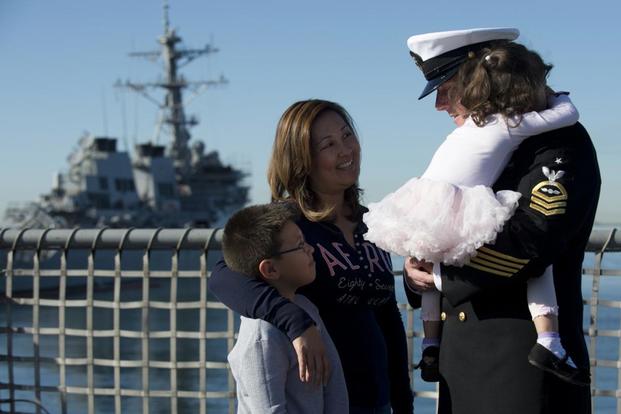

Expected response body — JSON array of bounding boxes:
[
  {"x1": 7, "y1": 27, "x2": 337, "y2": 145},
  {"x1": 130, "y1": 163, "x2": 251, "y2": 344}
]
[{"x1": 273, "y1": 240, "x2": 309, "y2": 257}]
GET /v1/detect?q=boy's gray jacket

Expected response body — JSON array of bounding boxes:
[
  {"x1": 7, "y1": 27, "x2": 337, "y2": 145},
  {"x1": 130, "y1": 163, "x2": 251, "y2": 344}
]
[{"x1": 228, "y1": 294, "x2": 348, "y2": 413}]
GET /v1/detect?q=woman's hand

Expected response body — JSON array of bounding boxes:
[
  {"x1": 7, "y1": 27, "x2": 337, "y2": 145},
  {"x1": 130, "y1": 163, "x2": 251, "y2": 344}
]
[
  {"x1": 404, "y1": 257, "x2": 435, "y2": 292},
  {"x1": 292, "y1": 325, "x2": 331, "y2": 386}
]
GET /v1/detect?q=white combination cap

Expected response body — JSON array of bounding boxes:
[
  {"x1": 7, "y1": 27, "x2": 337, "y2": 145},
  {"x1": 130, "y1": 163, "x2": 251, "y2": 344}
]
[{"x1": 406, "y1": 27, "x2": 520, "y2": 99}]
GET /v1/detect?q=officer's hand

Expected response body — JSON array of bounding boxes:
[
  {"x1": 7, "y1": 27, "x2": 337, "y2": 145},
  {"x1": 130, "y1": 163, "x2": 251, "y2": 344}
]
[
  {"x1": 292, "y1": 325, "x2": 331, "y2": 386},
  {"x1": 404, "y1": 257, "x2": 435, "y2": 292}
]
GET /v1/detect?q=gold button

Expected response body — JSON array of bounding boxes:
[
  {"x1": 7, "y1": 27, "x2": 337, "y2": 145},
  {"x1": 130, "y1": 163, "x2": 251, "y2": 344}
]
[
  {"x1": 440, "y1": 312, "x2": 447, "y2": 321},
  {"x1": 458, "y1": 311, "x2": 466, "y2": 322}
]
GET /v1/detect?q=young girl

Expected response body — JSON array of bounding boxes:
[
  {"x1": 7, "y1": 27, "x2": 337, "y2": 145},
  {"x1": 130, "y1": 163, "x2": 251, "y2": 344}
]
[{"x1": 363, "y1": 42, "x2": 588, "y2": 386}]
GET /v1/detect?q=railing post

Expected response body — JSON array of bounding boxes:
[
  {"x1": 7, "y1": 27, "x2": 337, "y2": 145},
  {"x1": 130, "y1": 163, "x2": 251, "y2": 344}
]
[
  {"x1": 58, "y1": 228, "x2": 79, "y2": 414},
  {"x1": 141, "y1": 229, "x2": 162, "y2": 414},
  {"x1": 33, "y1": 229, "x2": 52, "y2": 414},
  {"x1": 589, "y1": 228, "x2": 616, "y2": 414},
  {"x1": 5, "y1": 228, "x2": 29, "y2": 413},
  {"x1": 87, "y1": 228, "x2": 107, "y2": 414},
  {"x1": 114, "y1": 228, "x2": 134, "y2": 413},
  {"x1": 198, "y1": 230, "x2": 216, "y2": 414}
]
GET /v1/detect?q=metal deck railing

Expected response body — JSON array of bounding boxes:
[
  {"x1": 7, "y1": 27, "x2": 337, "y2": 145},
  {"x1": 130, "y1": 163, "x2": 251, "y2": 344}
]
[{"x1": 0, "y1": 227, "x2": 619, "y2": 414}]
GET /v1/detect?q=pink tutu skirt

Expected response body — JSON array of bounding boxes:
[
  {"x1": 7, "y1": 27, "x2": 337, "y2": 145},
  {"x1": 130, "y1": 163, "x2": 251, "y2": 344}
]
[{"x1": 363, "y1": 177, "x2": 521, "y2": 266}]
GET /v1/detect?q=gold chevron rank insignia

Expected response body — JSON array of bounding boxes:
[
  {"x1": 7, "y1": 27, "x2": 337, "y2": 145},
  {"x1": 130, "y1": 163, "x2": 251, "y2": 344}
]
[
  {"x1": 530, "y1": 166, "x2": 568, "y2": 216},
  {"x1": 465, "y1": 247, "x2": 530, "y2": 277}
]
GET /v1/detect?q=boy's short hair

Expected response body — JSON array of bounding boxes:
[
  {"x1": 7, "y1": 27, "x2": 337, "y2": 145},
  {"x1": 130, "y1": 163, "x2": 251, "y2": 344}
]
[{"x1": 222, "y1": 202, "x2": 299, "y2": 278}]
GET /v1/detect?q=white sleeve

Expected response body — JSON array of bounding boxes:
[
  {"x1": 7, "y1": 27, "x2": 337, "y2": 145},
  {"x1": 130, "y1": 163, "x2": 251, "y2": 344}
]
[
  {"x1": 433, "y1": 262, "x2": 443, "y2": 292},
  {"x1": 509, "y1": 94, "x2": 579, "y2": 138},
  {"x1": 422, "y1": 121, "x2": 516, "y2": 187},
  {"x1": 422, "y1": 95, "x2": 578, "y2": 188}
]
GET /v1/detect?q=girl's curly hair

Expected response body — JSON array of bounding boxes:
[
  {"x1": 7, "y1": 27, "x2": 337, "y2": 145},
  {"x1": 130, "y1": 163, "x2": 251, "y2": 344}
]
[{"x1": 450, "y1": 41, "x2": 553, "y2": 127}]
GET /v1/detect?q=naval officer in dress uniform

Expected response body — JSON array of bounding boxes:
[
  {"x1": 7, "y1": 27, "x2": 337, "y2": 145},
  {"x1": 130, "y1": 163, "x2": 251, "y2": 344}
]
[{"x1": 403, "y1": 28, "x2": 600, "y2": 414}]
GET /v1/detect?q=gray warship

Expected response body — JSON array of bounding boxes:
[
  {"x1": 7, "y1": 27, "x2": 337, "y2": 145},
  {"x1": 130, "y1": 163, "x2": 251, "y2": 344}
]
[{"x1": 4, "y1": 4, "x2": 249, "y2": 229}]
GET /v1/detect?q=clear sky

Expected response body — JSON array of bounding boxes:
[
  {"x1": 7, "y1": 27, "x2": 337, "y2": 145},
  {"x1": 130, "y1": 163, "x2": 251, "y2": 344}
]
[{"x1": 1, "y1": 0, "x2": 619, "y2": 225}]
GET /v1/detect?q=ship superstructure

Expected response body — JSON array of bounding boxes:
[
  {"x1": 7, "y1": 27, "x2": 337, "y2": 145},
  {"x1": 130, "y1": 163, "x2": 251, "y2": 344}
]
[{"x1": 4, "y1": 2, "x2": 248, "y2": 228}]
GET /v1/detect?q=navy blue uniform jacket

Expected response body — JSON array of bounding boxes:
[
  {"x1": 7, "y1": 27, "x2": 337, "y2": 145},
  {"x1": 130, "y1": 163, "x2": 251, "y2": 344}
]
[{"x1": 405, "y1": 123, "x2": 600, "y2": 414}]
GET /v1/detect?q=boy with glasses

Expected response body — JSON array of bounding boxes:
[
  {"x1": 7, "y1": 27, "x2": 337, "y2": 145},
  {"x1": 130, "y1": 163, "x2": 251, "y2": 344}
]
[{"x1": 223, "y1": 203, "x2": 348, "y2": 413}]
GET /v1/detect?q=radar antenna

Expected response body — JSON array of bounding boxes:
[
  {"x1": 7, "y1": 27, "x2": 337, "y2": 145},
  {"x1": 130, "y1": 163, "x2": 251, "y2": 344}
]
[{"x1": 116, "y1": 0, "x2": 228, "y2": 177}]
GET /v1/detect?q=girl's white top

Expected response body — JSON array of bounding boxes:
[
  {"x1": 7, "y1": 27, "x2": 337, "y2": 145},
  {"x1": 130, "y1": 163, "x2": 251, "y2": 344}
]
[{"x1": 363, "y1": 94, "x2": 578, "y2": 265}]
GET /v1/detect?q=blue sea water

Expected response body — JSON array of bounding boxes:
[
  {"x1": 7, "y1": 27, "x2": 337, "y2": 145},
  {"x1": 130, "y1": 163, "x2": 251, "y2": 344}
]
[{"x1": 1, "y1": 248, "x2": 620, "y2": 413}]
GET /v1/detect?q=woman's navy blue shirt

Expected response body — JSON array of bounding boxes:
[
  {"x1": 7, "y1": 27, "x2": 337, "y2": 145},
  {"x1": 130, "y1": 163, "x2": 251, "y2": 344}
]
[{"x1": 209, "y1": 215, "x2": 413, "y2": 413}]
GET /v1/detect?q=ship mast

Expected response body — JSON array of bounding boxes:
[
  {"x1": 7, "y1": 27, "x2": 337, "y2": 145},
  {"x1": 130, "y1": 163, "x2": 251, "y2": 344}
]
[{"x1": 119, "y1": 0, "x2": 227, "y2": 177}]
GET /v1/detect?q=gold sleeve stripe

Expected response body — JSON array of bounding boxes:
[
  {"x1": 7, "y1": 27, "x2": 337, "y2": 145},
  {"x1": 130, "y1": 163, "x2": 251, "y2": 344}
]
[
  {"x1": 474, "y1": 252, "x2": 524, "y2": 270},
  {"x1": 470, "y1": 255, "x2": 521, "y2": 273},
  {"x1": 529, "y1": 203, "x2": 566, "y2": 216},
  {"x1": 478, "y1": 246, "x2": 530, "y2": 265},
  {"x1": 465, "y1": 262, "x2": 513, "y2": 277},
  {"x1": 531, "y1": 195, "x2": 567, "y2": 209}
]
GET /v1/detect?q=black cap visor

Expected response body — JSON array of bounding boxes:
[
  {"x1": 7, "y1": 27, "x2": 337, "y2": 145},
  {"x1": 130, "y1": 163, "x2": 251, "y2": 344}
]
[
  {"x1": 415, "y1": 40, "x2": 497, "y2": 100},
  {"x1": 418, "y1": 65, "x2": 460, "y2": 99}
]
